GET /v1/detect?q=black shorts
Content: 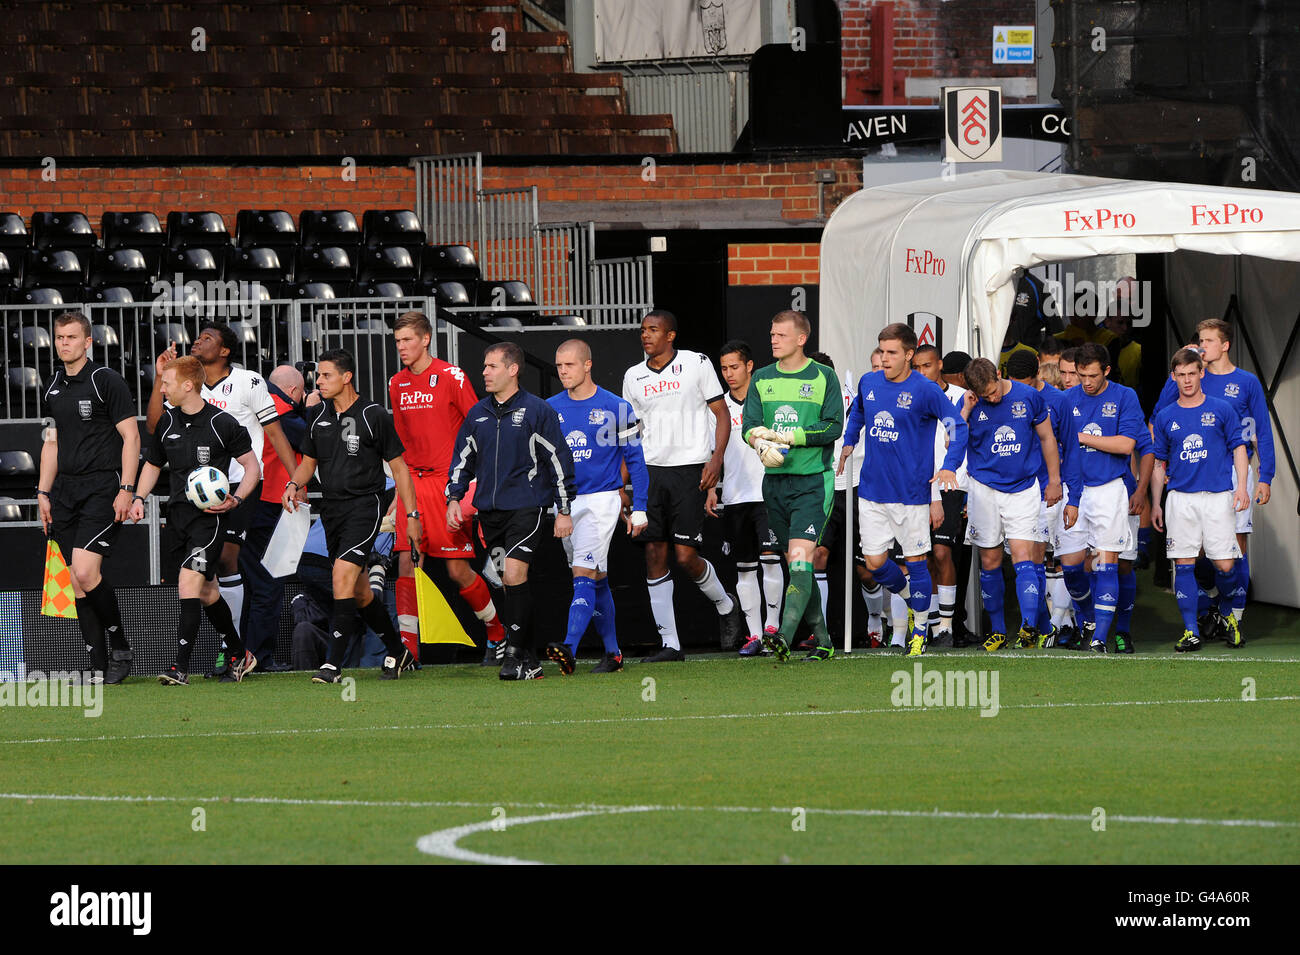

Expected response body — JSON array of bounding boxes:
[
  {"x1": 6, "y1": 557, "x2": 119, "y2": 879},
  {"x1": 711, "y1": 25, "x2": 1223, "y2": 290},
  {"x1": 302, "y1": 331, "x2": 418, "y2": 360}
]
[
  {"x1": 720, "y1": 500, "x2": 779, "y2": 564},
  {"x1": 320, "y1": 492, "x2": 386, "y2": 567},
  {"x1": 168, "y1": 501, "x2": 226, "y2": 580},
  {"x1": 50, "y1": 471, "x2": 121, "y2": 561},
  {"x1": 820, "y1": 485, "x2": 866, "y2": 567},
  {"x1": 220, "y1": 480, "x2": 262, "y2": 545},
  {"x1": 644, "y1": 464, "x2": 705, "y2": 548},
  {"x1": 931, "y1": 489, "x2": 967, "y2": 549},
  {"x1": 476, "y1": 507, "x2": 548, "y2": 567}
]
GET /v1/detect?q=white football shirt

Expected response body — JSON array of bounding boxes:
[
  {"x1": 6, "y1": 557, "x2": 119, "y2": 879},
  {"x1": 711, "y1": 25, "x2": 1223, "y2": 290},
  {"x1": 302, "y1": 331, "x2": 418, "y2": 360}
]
[
  {"x1": 720, "y1": 390, "x2": 765, "y2": 505},
  {"x1": 200, "y1": 367, "x2": 278, "y2": 482},
  {"x1": 622, "y1": 349, "x2": 726, "y2": 467}
]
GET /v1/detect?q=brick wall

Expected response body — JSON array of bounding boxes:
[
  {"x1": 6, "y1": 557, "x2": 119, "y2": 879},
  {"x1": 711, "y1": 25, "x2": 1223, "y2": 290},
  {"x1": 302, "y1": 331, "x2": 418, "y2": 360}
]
[
  {"x1": 837, "y1": 0, "x2": 1037, "y2": 105},
  {"x1": 0, "y1": 165, "x2": 414, "y2": 227},
  {"x1": 0, "y1": 158, "x2": 861, "y2": 229},
  {"x1": 728, "y1": 242, "x2": 821, "y2": 286}
]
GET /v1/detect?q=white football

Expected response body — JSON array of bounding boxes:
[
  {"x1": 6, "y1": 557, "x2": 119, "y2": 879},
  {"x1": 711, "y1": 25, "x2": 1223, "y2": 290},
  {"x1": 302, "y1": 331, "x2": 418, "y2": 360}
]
[{"x1": 185, "y1": 466, "x2": 230, "y2": 510}]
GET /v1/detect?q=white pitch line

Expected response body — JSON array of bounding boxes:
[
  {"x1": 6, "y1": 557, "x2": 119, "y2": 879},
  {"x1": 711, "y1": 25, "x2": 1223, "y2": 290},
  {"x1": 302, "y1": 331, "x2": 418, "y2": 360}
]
[{"x1": 3, "y1": 695, "x2": 1296, "y2": 747}]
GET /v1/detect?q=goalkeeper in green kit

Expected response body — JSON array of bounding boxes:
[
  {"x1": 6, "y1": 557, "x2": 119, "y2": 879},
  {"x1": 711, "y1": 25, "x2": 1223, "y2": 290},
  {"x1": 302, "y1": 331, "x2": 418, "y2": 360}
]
[{"x1": 743, "y1": 310, "x2": 844, "y2": 661}]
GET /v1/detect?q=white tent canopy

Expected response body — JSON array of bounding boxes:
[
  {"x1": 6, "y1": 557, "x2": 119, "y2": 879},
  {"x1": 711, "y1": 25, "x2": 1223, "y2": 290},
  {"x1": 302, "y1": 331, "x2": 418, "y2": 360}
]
[
  {"x1": 819, "y1": 170, "x2": 1300, "y2": 610},
  {"x1": 820, "y1": 170, "x2": 1300, "y2": 373}
]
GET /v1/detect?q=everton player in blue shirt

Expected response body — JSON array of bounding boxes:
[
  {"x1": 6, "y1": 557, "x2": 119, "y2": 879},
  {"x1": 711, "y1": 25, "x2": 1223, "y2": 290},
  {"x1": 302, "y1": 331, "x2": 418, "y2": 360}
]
[
  {"x1": 958, "y1": 358, "x2": 1061, "y2": 651},
  {"x1": 1150, "y1": 347, "x2": 1251, "y2": 651},
  {"x1": 1057, "y1": 343, "x2": 1146, "y2": 653},
  {"x1": 838, "y1": 323, "x2": 967, "y2": 657},
  {"x1": 545, "y1": 340, "x2": 650, "y2": 674}
]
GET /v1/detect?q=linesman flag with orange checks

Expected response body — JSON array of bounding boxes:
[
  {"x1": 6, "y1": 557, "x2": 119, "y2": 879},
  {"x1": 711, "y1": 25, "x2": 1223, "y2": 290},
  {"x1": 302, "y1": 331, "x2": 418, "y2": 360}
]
[{"x1": 42, "y1": 539, "x2": 78, "y2": 619}]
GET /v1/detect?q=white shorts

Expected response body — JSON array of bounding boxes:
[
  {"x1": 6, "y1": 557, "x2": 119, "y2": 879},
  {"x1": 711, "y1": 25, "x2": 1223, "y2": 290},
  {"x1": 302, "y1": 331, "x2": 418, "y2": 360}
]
[
  {"x1": 562, "y1": 490, "x2": 622, "y2": 572},
  {"x1": 1038, "y1": 487, "x2": 1067, "y2": 552},
  {"x1": 1231, "y1": 467, "x2": 1256, "y2": 534},
  {"x1": 857, "y1": 498, "x2": 930, "y2": 559},
  {"x1": 1057, "y1": 477, "x2": 1134, "y2": 556},
  {"x1": 1117, "y1": 514, "x2": 1141, "y2": 562},
  {"x1": 1166, "y1": 490, "x2": 1242, "y2": 561},
  {"x1": 966, "y1": 478, "x2": 1043, "y2": 548}
]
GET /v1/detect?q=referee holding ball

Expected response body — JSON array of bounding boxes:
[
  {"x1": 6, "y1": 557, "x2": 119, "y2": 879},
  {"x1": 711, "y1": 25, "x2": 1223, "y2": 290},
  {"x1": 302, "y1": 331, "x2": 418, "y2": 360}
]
[{"x1": 38, "y1": 311, "x2": 140, "y2": 683}]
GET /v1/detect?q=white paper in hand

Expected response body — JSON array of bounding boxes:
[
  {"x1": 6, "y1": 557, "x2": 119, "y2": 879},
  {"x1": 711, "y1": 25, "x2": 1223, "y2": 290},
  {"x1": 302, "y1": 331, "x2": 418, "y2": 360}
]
[{"x1": 262, "y1": 503, "x2": 311, "y2": 578}]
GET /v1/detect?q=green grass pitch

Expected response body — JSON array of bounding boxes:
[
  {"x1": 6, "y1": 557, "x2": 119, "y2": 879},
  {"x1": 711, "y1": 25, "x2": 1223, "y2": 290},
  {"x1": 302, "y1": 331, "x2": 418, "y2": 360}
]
[{"x1": 2, "y1": 598, "x2": 1297, "y2": 865}]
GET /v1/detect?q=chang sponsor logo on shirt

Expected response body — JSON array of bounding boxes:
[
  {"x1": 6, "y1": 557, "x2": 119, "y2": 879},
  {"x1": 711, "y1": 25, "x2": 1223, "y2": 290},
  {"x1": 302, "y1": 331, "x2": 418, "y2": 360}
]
[
  {"x1": 773, "y1": 404, "x2": 799, "y2": 434},
  {"x1": 1179, "y1": 433, "x2": 1208, "y2": 463},
  {"x1": 565, "y1": 429, "x2": 592, "y2": 461},
  {"x1": 870, "y1": 410, "x2": 899, "y2": 442},
  {"x1": 991, "y1": 425, "x2": 1021, "y2": 456}
]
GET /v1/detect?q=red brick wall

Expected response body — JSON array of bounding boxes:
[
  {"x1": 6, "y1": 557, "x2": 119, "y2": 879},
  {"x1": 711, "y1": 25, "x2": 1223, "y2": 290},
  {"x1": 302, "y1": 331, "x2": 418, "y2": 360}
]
[
  {"x1": 0, "y1": 165, "x2": 413, "y2": 227},
  {"x1": 837, "y1": 0, "x2": 1038, "y2": 106},
  {"x1": 728, "y1": 242, "x2": 821, "y2": 286},
  {"x1": 0, "y1": 159, "x2": 861, "y2": 229}
]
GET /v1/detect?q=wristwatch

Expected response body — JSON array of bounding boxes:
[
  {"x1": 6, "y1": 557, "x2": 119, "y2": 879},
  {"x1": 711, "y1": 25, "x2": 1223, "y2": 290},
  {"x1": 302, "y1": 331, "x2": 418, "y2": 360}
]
[
  {"x1": 36, "y1": 488, "x2": 50, "y2": 498},
  {"x1": 119, "y1": 483, "x2": 136, "y2": 492},
  {"x1": 132, "y1": 494, "x2": 146, "y2": 505},
  {"x1": 407, "y1": 510, "x2": 420, "y2": 519},
  {"x1": 558, "y1": 504, "x2": 571, "y2": 516}
]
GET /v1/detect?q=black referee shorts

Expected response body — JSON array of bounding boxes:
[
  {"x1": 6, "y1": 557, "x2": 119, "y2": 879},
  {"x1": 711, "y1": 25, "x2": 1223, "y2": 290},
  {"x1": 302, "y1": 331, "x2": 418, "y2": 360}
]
[
  {"x1": 720, "y1": 500, "x2": 779, "y2": 563},
  {"x1": 476, "y1": 506, "x2": 548, "y2": 567},
  {"x1": 220, "y1": 480, "x2": 262, "y2": 545},
  {"x1": 644, "y1": 464, "x2": 706, "y2": 549},
  {"x1": 168, "y1": 502, "x2": 226, "y2": 580},
  {"x1": 50, "y1": 471, "x2": 121, "y2": 561},
  {"x1": 931, "y1": 489, "x2": 967, "y2": 550},
  {"x1": 320, "y1": 492, "x2": 386, "y2": 567}
]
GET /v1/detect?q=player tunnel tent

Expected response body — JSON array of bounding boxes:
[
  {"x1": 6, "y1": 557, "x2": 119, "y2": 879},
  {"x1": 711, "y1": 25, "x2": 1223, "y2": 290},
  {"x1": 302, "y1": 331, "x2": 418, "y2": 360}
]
[{"x1": 819, "y1": 170, "x2": 1300, "y2": 609}]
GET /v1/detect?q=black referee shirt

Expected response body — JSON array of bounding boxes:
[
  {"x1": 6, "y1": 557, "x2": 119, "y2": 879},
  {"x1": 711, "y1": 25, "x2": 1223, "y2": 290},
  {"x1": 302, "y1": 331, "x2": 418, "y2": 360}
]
[
  {"x1": 147, "y1": 403, "x2": 253, "y2": 501},
  {"x1": 300, "y1": 396, "x2": 403, "y2": 501},
  {"x1": 43, "y1": 360, "x2": 136, "y2": 476}
]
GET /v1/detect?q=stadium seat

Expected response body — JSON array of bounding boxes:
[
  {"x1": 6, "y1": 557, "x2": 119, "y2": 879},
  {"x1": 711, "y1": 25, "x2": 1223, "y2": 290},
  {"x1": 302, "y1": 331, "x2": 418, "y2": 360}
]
[
  {"x1": 0, "y1": 449, "x2": 36, "y2": 480},
  {"x1": 489, "y1": 315, "x2": 524, "y2": 329},
  {"x1": 429, "y1": 280, "x2": 472, "y2": 310},
  {"x1": 22, "y1": 248, "x2": 84, "y2": 292},
  {"x1": 86, "y1": 286, "x2": 136, "y2": 304},
  {"x1": 288, "y1": 282, "x2": 337, "y2": 300},
  {"x1": 0, "y1": 251, "x2": 13, "y2": 288},
  {"x1": 550, "y1": 314, "x2": 588, "y2": 326},
  {"x1": 356, "y1": 281, "x2": 407, "y2": 299},
  {"x1": 102, "y1": 212, "x2": 166, "y2": 252},
  {"x1": 356, "y1": 246, "x2": 418, "y2": 287},
  {"x1": 91, "y1": 324, "x2": 123, "y2": 365},
  {"x1": 361, "y1": 209, "x2": 425, "y2": 249},
  {"x1": 228, "y1": 246, "x2": 291, "y2": 285},
  {"x1": 476, "y1": 280, "x2": 537, "y2": 324},
  {"x1": 162, "y1": 247, "x2": 224, "y2": 284},
  {"x1": 10, "y1": 325, "x2": 52, "y2": 359},
  {"x1": 0, "y1": 212, "x2": 30, "y2": 252},
  {"x1": 235, "y1": 210, "x2": 298, "y2": 251},
  {"x1": 14, "y1": 287, "x2": 64, "y2": 306},
  {"x1": 5, "y1": 367, "x2": 42, "y2": 416},
  {"x1": 89, "y1": 248, "x2": 151, "y2": 289},
  {"x1": 421, "y1": 244, "x2": 480, "y2": 284},
  {"x1": 165, "y1": 211, "x2": 230, "y2": 250},
  {"x1": 295, "y1": 246, "x2": 353, "y2": 285},
  {"x1": 0, "y1": 498, "x2": 21, "y2": 522},
  {"x1": 298, "y1": 210, "x2": 361, "y2": 251},
  {"x1": 151, "y1": 322, "x2": 191, "y2": 354},
  {"x1": 31, "y1": 211, "x2": 96, "y2": 250}
]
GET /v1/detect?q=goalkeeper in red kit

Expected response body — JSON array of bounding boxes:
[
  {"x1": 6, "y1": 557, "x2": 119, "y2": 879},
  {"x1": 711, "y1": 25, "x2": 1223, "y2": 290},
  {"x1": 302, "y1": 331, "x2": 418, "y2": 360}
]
[{"x1": 387, "y1": 311, "x2": 506, "y2": 661}]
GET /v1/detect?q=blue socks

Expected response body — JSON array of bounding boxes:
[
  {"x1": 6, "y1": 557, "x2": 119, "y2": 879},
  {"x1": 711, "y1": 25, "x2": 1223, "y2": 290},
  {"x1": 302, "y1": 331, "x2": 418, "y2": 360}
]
[
  {"x1": 1174, "y1": 564, "x2": 1199, "y2": 633},
  {"x1": 904, "y1": 559, "x2": 932, "y2": 634},
  {"x1": 1013, "y1": 561, "x2": 1039, "y2": 634},
  {"x1": 979, "y1": 567, "x2": 1006, "y2": 635},
  {"x1": 591, "y1": 576, "x2": 620, "y2": 656},
  {"x1": 1092, "y1": 563, "x2": 1118, "y2": 645},
  {"x1": 1137, "y1": 525, "x2": 1152, "y2": 557},
  {"x1": 1062, "y1": 562, "x2": 1092, "y2": 626},
  {"x1": 1215, "y1": 565, "x2": 1241, "y2": 621},
  {"x1": 564, "y1": 577, "x2": 597, "y2": 655},
  {"x1": 872, "y1": 559, "x2": 908, "y2": 596},
  {"x1": 1115, "y1": 567, "x2": 1137, "y2": 633},
  {"x1": 1035, "y1": 563, "x2": 1053, "y2": 633}
]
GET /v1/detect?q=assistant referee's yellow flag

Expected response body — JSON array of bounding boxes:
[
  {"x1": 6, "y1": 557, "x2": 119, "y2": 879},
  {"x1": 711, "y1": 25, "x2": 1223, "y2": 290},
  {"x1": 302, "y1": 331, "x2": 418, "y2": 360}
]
[
  {"x1": 415, "y1": 567, "x2": 474, "y2": 646},
  {"x1": 41, "y1": 539, "x2": 77, "y2": 619}
]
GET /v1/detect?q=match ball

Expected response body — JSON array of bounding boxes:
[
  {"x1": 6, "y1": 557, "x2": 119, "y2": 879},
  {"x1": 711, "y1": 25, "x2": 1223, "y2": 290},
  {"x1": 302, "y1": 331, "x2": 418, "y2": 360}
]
[{"x1": 185, "y1": 466, "x2": 230, "y2": 510}]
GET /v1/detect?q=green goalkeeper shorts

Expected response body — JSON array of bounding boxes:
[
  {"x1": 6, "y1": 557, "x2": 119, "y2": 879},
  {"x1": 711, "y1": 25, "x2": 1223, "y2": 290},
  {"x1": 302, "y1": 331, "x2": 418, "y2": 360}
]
[{"x1": 763, "y1": 471, "x2": 834, "y2": 550}]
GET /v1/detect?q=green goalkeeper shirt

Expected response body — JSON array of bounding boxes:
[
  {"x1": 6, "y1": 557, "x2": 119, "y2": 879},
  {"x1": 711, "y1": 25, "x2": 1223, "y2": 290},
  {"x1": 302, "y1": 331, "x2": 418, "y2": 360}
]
[{"x1": 742, "y1": 358, "x2": 843, "y2": 475}]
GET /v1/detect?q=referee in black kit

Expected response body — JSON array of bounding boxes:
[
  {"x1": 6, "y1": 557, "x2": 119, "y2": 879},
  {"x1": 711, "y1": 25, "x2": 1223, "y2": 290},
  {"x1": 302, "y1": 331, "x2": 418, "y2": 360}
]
[
  {"x1": 282, "y1": 348, "x2": 420, "y2": 684},
  {"x1": 38, "y1": 311, "x2": 140, "y2": 684}
]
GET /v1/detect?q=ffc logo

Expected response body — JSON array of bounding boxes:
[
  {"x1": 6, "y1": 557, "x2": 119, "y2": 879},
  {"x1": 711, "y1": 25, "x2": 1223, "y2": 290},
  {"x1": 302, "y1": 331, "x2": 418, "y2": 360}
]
[
  {"x1": 906, "y1": 312, "x2": 943, "y2": 351},
  {"x1": 945, "y1": 87, "x2": 1001, "y2": 161}
]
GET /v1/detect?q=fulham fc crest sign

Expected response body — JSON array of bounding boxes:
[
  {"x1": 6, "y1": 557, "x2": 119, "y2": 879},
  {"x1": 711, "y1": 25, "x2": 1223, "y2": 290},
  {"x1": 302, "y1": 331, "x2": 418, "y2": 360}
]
[
  {"x1": 944, "y1": 87, "x2": 1002, "y2": 162},
  {"x1": 907, "y1": 312, "x2": 943, "y2": 352}
]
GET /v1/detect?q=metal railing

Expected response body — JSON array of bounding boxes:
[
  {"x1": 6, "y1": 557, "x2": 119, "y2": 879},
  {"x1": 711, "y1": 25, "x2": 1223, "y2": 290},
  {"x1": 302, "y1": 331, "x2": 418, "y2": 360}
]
[
  {"x1": 412, "y1": 151, "x2": 482, "y2": 247},
  {"x1": 479, "y1": 185, "x2": 541, "y2": 290}
]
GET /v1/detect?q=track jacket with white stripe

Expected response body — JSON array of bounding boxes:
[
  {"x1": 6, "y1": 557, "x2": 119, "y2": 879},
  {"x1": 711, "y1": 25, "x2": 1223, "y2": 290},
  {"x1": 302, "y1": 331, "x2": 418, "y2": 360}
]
[{"x1": 446, "y1": 388, "x2": 576, "y2": 513}]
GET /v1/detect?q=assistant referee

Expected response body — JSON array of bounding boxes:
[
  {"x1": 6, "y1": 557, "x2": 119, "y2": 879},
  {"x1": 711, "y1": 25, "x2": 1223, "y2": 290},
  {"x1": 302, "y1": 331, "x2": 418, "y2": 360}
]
[{"x1": 38, "y1": 311, "x2": 140, "y2": 684}]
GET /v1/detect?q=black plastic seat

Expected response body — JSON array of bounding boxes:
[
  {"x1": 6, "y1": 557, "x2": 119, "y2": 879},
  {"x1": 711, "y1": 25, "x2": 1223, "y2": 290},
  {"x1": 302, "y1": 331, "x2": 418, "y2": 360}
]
[
  {"x1": 295, "y1": 246, "x2": 353, "y2": 284},
  {"x1": 10, "y1": 325, "x2": 52, "y2": 357},
  {"x1": 0, "y1": 498, "x2": 21, "y2": 521},
  {"x1": 289, "y1": 282, "x2": 337, "y2": 300},
  {"x1": 298, "y1": 210, "x2": 361, "y2": 251},
  {"x1": 32, "y1": 211, "x2": 95, "y2": 249},
  {"x1": 551, "y1": 314, "x2": 587, "y2": 326},
  {"x1": 0, "y1": 450, "x2": 37, "y2": 479},
  {"x1": 0, "y1": 250, "x2": 13, "y2": 288},
  {"x1": 165, "y1": 211, "x2": 230, "y2": 250},
  {"x1": 357, "y1": 246, "x2": 418, "y2": 286},
  {"x1": 89, "y1": 247, "x2": 151, "y2": 288},
  {"x1": 163, "y1": 247, "x2": 224, "y2": 283},
  {"x1": 86, "y1": 286, "x2": 137, "y2": 304},
  {"x1": 421, "y1": 244, "x2": 480, "y2": 285},
  {"x1": 235, "y1": 210, "x2": 298, "y2": 251},
  {"x1": 228, "y1": 246, "x2": 290, "y2": 283},
  {"x1": 102, "y1": 211, "x2": 166, "y2": 251},
  {"x1": 152, "y1": 322, "x2": 191, "y2": 353},
  {"x1": 14, "y1": 287, "x2": 64, "y2": 306},
  {"x1": 490, "y1": 315, "x2": 524, "y2": 329},
  {"x1": 429, "y1": 280, "x2": 472, "y2": 309},
  {"x1": 357, "y1": 281, "x2": 406, "y2": 299},
  {"x1": 5, "y1": 367, "x2": 42, "y2": 416},
  {"x1": 0, "y1": 212, "x2": 29, "y2": 252},
  {"x1": 22, "y1": 249, "x2": 83, "y2": 290},
  {"x1": 476, "y1": 280, "x2": 537, "y2": 323},
  {"x1": 362, "y1": 209, "x2": 425, "y2": 249}
]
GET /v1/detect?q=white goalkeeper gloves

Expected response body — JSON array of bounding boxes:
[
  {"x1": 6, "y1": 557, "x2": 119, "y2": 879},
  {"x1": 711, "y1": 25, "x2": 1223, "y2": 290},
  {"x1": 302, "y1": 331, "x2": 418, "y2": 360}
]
[{"x1": 754, "y1": 438, "x2": 789, "y2": 468}]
